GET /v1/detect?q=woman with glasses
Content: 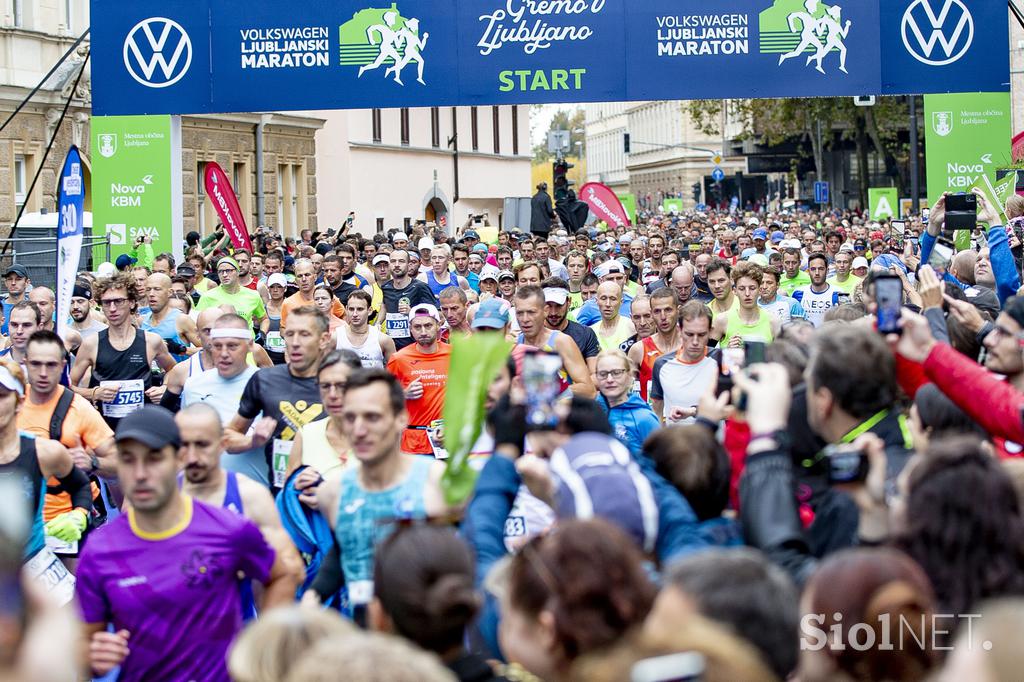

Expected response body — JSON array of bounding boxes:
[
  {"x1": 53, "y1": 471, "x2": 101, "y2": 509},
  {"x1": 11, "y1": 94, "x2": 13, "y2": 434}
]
[
  {"x1": 286, "y1": 350, "x2": 363, "y2": 505},
  {"x1": 593, "y1": 349, "x2": 659, "y2": 458}
]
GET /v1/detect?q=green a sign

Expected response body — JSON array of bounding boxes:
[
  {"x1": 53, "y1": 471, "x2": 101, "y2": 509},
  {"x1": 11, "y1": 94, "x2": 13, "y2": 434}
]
[
  {"x1": 92, "y1": 115, "x2": 181, "y2": 264},
  {"x1": 662, "y1": 198, "x2": 683, "y2": 215},
  {"x1": 868, "y1": 187, "x2": 898, "y2": 220},
  {"x1": 924, "y1": 93, "x2": 1012, "y2": 209}
]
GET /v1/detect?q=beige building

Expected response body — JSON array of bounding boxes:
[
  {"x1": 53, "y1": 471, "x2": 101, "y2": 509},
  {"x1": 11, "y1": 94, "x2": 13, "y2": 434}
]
[{"x1": 313, "y1": 105, "x2": 532, "y2": 237}]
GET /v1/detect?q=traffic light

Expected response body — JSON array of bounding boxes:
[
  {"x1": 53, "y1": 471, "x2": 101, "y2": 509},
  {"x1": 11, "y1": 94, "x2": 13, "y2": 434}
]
[
  {"x1": 624, "y1": 133, "x2": 631, "y2": 154},
  {"x1": 692, "y1": 183, "x2": 701, "y2": 203},
  {"x1": 553, "y1": 159, "x2": 574, "y2": 202}
]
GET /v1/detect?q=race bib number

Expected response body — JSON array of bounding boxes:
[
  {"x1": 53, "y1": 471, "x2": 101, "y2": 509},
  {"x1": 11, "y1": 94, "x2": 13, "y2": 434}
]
[
  {"x1": 272, "y1": 439, "x2": 293, "y2": 489},
  {"x1": 266, "y1": 331, "x2": 285, "y2": 352},
  {"x1": 101, "y1": 379, "x2": 144, "y2": 418},
  {"x1": 45, "y1": 534, "x2": 78, "y2": 556},
  {"x1": 385, "y1": 312, "x2": 410, "y2": 339},
  {"x1": 348, "y1": 579, "x2": 374, "y2": 606},
  {"x1": 427, "y1": 419, "x2": 448, "y2": 460},
  {"x1": 504, "y1": 515, "x2": 527, "y2": 538},
  {"x1": 24, "y1": 546, "x2": 75, "y2": 606}
]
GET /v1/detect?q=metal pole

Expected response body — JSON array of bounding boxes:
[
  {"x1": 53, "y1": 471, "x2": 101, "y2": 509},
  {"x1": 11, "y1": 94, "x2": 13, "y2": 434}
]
[{"x1": 909, "y1": 96, "x2": 920, "y2": 215}]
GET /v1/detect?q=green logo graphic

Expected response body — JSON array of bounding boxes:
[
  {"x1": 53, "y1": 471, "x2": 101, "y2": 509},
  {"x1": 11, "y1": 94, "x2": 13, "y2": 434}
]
[
  {"x1": 759, "y1": 0, "x2": 851, "y2": 74},
  {"x1": 339, "y1": 3, "x2": 428, "y2": 86}
]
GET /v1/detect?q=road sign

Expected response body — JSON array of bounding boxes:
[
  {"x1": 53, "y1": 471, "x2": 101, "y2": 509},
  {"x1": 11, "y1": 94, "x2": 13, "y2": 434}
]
[
  {"x1": 711, "y1": 153, "x2": 724, "y2": 166},
  {"x1": 547, "y1": 131, "x2": 570, "y2": 155},
  {"x1": 695, "y1": 203, "x2": 707, "y2": 212},
  {"x1": 711, "y1": 167, "x2": 725, "y2": 183},
  {"x1": 814, "y1": 181, "x2": 830, "y2": 205}
]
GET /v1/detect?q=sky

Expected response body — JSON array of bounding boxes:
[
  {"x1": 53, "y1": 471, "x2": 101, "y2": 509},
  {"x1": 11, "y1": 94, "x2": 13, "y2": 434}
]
[{"x1": 530, "y1": 103, "x2": 582, "y2": 147}]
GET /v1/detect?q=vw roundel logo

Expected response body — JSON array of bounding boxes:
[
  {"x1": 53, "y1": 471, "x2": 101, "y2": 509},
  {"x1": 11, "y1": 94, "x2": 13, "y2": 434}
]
[
  {"x1": 123, "y1": 17, "x2": 193, "y2": 88},
  {"x1": 901, "y1": 0, "x2": 974, "y2": 67}
]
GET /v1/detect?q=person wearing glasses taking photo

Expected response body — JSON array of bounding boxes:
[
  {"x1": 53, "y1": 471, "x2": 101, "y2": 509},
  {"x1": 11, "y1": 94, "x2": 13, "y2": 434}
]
[{"x1": 71, "y1": 272, "x2": 176, "y2": 429}]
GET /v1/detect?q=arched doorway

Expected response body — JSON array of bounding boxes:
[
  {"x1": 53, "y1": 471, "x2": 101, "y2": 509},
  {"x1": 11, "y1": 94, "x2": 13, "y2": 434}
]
[{"x1": 425, "y1": 197, "x2": 445, "y2": 224}]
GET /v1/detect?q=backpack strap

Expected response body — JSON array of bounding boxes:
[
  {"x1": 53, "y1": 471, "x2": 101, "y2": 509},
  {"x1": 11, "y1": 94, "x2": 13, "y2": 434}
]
[{"x1": 49, "y1": 387, "x2": 74, "y2": 442}]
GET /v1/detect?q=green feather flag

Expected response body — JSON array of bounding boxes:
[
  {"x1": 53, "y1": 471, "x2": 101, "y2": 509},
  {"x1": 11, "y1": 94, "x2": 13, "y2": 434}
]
[{"x1": 440, "y1": 332, "x2": 513, "y2": 506}]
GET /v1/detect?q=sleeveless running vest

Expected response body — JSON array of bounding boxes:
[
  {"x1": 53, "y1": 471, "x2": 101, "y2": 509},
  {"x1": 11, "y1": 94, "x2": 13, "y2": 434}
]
[
  {"x1": 334, "y1": 456, "x2": 431, "y2": 605},
  {"x1": 425, "y1": 271, "x2": 454, "y2": 299},
  {"x1": 90, "y1": 328, "x2": 153, "y2": 427},
  {"x1": 265, "y1": 313, "x2": 286, "y2": 365},
  {"x1": 593, "y1": 317, "x2": 634, "y2": 352},
  {"x1": 336, "y1": 326, "x2": 385, "y2": 368},
  {"x1": 638, "y1": 336, "x2": 665, "y2": 403},
  {"x1": 0, "y1": 435, "x2": 46, "y2": 559},
  {"x1": 141, "y1": 309, "x2": 188, "y2": 362},
  {"x1": 718, "y1": 308, "x2": 774, "y2": 347},
  {"x1": 517, "y1": 330, "x2": 571, "y2": 393}
]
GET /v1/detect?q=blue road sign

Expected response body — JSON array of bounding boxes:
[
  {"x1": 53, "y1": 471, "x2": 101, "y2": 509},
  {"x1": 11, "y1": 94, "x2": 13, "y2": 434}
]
[
  {"x1": 711, "y1": 167, "x2": 725, "y2": 183},
  {"x1": 815, "y1": 181, "x2": 830, "y2": 205},
  {"x1": 695, "y1": 203, "x2": 707, "y2": 212}
]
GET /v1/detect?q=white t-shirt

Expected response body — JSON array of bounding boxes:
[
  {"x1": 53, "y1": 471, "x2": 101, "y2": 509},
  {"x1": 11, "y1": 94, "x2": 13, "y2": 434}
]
[
  {"x1": 649, "y1": 353, "x2": 719, "y2": 422},
  {"x1": 792, "y1": 285, "x2": 842, "y2": 328}
]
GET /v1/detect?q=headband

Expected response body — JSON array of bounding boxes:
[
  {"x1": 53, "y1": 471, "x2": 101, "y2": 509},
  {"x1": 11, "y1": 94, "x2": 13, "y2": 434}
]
[
  {"x1": 217, "y1": 256, "x2": 239, "y2": 271},
  {"x1": 0, "y1": 366, "x2": 24, "y2": 396},
  {"x1": 210, "y1": 328, "x2": 252, "y2": 340}
]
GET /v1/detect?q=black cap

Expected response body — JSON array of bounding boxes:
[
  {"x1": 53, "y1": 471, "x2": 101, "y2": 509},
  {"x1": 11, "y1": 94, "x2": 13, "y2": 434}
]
[
  {"x1": 72, "y1": 284, "x2": 92, "y2": 300},
  {"x1": 176, "y1": 265, "x2": 196, "y2": 278},
  {"x1": 4, "y1": 264, "x2": 29, "y2": 279},
  {"x1": 115, "y1": 405, "x2": 180, "y2": 449}
]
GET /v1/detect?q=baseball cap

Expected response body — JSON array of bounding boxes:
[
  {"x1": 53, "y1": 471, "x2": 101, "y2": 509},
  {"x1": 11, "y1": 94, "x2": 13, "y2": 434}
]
[
  {"x1": 115, "y1": 405, "x2": 181, "y2": 449},
  {"x1": 114, "y1": 255, "x2": 136, "y2": 271},
  {"x1": 780, "y1": 238, "x2": 802, "y2": 250},
  {"x1": 267, "y1": 273, "x2": 288, "y2": 288},
  {"x1": 176, "y1": 265, "x2": 196, "y2": 278},
  {"x1": 549, "y1": 432, "x2": 658, "y2": 554},
  {"x1": 393, "y1": 232, "x2": 409, "y2": 243},
  {"x1": 418, "y1": 237, "x2": 435, "y2": 250},
  {"x1": 839, "y1": 243, "x2": 855, "y2": 253},
  {"x1": 96, "y1": 262, "x2": 116, "y2": 278},
  {"x1": 462, "y1": 230, "x2": 480, "y2": 241},
  {"x1": 372, "y1": 254, "x2": 390, "y2": 266},
  {"x1": 752, "y1": 228, "x2": 768, "y2": 241},
  {"x1": 72, "y1": 284, "x2": 92, "y2": 300},
  {"x1": 748, "y1": 254, "x2": 770, "y2": 267},
  {"x1": 593, "y1": 261, "x2": 625, "y2": 280},
  {"x1": 472, "y1": 298, "x2": 511, "y2": 330},
  {"x1": 479, "y1": 268, "x2": 499, "y2": 283},
  {"x1": 498, "y1": 270, "x2": 515, "y2": 281},
  {"x1": 0, "y1": 364, "x2": 24, "y2": 396},
  {"x1": 771, "y1": 230, "x2": 785, "y2": 244},
  {"x1": 747, "y1": 217, "x2": 761, "y2": 226},
  {"x1": 408, "y1": 303, "x2": 440, "y2": 322},
  {"x1": 851, "y1": 256, "x2": 870, "y2": 270},
  {"x1": 543, "y1": 287, "x2": 569, "y2": 306}
]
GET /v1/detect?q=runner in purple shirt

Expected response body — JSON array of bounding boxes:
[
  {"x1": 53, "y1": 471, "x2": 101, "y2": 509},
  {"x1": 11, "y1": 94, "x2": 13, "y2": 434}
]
[{"x1": 75, "y1": 406, "x2": 301, "y2": 682}]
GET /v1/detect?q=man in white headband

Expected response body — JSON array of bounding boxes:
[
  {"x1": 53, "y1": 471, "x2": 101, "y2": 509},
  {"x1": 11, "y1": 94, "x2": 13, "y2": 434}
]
[{"x1": 182, "y1": 313, "x2": 269, "y2": 486}]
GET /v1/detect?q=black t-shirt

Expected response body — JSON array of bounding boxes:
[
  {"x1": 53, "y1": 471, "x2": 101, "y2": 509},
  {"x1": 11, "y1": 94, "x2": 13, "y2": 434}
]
[
  {"x1": 237, "y1": 364, "x2": 324, "y2": 489},
  {"x1": 561, "y1": 320, "x2": 601, "y2": 361},
  {"x1": 333, "y1": 272, "x2": 371, "y2": 306},
  {"x1": 381, "y1": 279, "x2": 436, "y2": 350}
]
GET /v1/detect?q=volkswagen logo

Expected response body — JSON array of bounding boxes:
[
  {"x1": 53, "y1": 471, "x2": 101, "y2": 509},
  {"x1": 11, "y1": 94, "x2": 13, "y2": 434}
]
[
  {"x1": 901, "y1": 0, "x2": 974, "y2": 67},
  {"x1": 123, "y1": 17, "x2": 192, "y2": 88}
]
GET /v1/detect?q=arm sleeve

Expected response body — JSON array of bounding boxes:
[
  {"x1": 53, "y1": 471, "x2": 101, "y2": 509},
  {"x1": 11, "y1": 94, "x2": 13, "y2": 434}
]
[
  {"x1": 58, "y1": 466, "x2": 92, "y2": 511},
  {"x1": 986, "y1": 225, "x2": 1021, "y2": 306},
  {"x1": 131, "y1": 243, "x2": 155, "y2": 269},
  {"x1": 919, "y1": 230, "x2": 936, "y2": 266},
  {"x1": 464, "y1": 456, "x2": 520, "y2": 588},
  {"x1": 160, "y1": 387, "x2": 183, "y2": 413},
  {"x1": 739, "y1": 449, "x2": 818, "y2": 586},
  {"x1": 237, "y1": 373, "x2": 262, "y2": 420},
  {"x1": 923, "y1": 342, "x2": 1024, "y2": 444},
  {"x1": 923, "y1": 306, "x2": 951, "y2": 345}
]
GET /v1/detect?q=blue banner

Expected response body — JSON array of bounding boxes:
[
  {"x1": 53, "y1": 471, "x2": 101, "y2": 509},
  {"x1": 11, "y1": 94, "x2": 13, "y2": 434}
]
[
  {"x1": 91, "y1": 0, "x2": 1009, "y2": 116},
  {"x1": 56, "y1": 146, "x2": 85, "y2": 339}
]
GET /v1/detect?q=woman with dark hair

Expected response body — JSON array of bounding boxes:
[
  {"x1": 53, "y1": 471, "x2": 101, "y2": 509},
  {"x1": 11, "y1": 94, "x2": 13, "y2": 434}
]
[
  {"x1": 498, "y1": 519, "x2": 657, "y2": 682},
  {"x1": 371, "y1": 524, "x2": 504, "y2": 682},
  {"x1": 894, "y1": 437, "x2": 1024, "y2": 620},
  {"x1": 906, "y1": 384, "x2": 988, "y2": 452},
  {"x1": 800, "y1": 547, "x2": 938, "y2": 682}
]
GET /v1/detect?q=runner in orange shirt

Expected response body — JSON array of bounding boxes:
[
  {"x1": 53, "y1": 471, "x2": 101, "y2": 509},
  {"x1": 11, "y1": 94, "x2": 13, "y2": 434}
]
[
  {"x1": 281, "y1": 258, "x2": 344, "y2": 329},
  {"x1": 386, "y1": 303, "x2": 451, "y2": 456}
]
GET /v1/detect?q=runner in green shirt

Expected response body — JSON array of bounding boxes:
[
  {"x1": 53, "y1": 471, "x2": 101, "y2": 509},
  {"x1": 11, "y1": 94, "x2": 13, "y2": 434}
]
[
  {"x1": 779, "y1": 247, "x2": 811, "y2": 296},
  {"x1": 196, "y1": 257, "x2": 269, "y2": 335}
]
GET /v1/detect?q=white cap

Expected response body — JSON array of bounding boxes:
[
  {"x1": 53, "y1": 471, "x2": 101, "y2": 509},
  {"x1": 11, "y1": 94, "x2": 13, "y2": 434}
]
[
  {"x1": 748, "y1": 217, "x2": 760, "y2": 226},
  {"x1": 480, "y1": 268, "x2": 499, "y2": 282},
  {"x1": 408, "y1": 303, "x2": 440, "y2": 322},
  {"x1": 393, "y1": 232, "x2": 409, "y2": 242},
  {"x1": 268, "y1": 273, "x2": 288, "y2": 287},
  {"x1": 372, "y1": 254, "x2": 390, "y2": 266},
  {"x1": 852, "y1": 256, "x2": 870, "y2": 270},
  {"x1": 593, "y1": 261, "x2": 625, "y2": 280},
  {"x1": 543, "y1": 287, "x2": 569, "y2": 305},
  {"x1": 418, "y1": 237, "x2": 435, "y2": 250},
  {"x1": 779, "y1": 239, "x2": 802, "y2": 250},
  {"x1": 96, "y1": 262, "x2": 116, "y2": 278}
]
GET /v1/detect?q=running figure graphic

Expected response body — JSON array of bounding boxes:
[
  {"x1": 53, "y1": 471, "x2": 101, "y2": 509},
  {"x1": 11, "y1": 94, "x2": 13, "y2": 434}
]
[
  {"x1": 810, "y1": 5, "x2": 850, "y2": 74},
  {"x1": 358, "y1": 11, "x2": 403, "y2": 80},
  {"x1": 386, "y1": 18, "x2": 428, "y2": 86},
  {"x1": 778, "y1": 0, "x2": 822, "y2": 67}
]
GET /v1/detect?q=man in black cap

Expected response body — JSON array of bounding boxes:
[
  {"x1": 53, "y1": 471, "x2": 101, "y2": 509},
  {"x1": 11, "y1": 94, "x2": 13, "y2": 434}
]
[
  {"x1": 3, "y1": 264, "x2": 30, "y2": 336},
  {"x1": 76, "y1": 405, "x2": 302, "y2": 681},
  {"x1": 531, "y1": 181, "x2": 555, "y2": 239}
]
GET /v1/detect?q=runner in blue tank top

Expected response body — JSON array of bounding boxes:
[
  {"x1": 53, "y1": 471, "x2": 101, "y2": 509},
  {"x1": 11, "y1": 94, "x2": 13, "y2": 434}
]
[
  {"x1": 140, "y1": 274, "x2": 201, "y2": 362},
  {"x1": 175, "y1": 404, "x2": 301, "y2": 620}
]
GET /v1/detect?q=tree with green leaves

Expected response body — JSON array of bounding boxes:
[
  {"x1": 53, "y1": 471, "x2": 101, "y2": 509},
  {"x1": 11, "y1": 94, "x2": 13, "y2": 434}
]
[{"x1": 532, "y1": 107, "x2": 586, "y2": 163}]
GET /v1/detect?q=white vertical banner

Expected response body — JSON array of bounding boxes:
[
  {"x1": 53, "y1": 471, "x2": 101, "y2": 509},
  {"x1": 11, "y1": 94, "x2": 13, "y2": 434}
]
[{"x1": 56, "y1": 146, "x2": 85, "y2": 340}]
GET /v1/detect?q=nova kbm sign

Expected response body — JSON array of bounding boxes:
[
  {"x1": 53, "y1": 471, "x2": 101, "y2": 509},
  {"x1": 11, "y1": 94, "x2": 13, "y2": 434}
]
[{"x1": 90, "y1": 0, "x2": 1008, "y2": 116}]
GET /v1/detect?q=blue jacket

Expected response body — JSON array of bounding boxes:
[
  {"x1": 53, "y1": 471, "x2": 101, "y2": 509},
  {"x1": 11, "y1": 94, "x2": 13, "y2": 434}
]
[
  {"x1": 600, "y1": 394, "x2": 661, "y2": 460},
  {"x1": 920, "y1": 225, "x2": 1020, "y2": 306},
  {"x1": 464, "y1": 452, "x2": 709, "y2": 659}
]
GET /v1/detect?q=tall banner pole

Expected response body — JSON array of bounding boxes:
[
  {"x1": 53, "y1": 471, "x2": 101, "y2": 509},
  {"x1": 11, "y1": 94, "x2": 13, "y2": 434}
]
[{"x1": 56, "y1": 146, "x2": 85, "y2": 339}]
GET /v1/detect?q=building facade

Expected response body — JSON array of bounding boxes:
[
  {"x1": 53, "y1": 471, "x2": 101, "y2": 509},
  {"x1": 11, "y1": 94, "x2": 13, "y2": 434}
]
[{"x1": 314, "y1": 105, "x2": 532, "y2": 236}]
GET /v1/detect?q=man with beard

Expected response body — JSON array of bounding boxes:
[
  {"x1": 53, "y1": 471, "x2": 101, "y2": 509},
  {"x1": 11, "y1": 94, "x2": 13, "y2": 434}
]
[
  {"x1": 386, "y1": 304, "x2": 451, "y2": 456},
  {"x1": 541, "y1": 277, "x2": 600, "y2": 373},
  {"x1": 68, "y1": 284, "x2": 106, "y2": 338},
  {"x1": 141, "y1": 274, "x2": 202, "y2": 362},
  {"x1": 646, "y1": 250, "x2": 680, "y2": 294},
  {"x1": 176, "y1": 403, "x2": 300, "y2": 620},
  {"x1": 628, "y1": 287, "x2": 682, "y2": 403},
  {"x1": 331, "y1": 244, "x2": 373, "y2": 305},
  {"x1": 196, "y1": 257, "x2": 268, "y2": 334},
  {"x1": 380, "y1": 249, "x2": 436, "y2": 351}
]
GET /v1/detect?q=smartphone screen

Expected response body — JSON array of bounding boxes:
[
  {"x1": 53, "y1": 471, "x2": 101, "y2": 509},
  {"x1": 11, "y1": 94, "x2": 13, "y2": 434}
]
[
  {"x1": 890, "y1": 221, "x2": 906, "y2": 245},
  {"x1": 522, "y1": 351, "x2": 564, "y2": 429},
  {"x1": 744, "y1": 341, "x2": 766, "y2": 365},
  {"x1": 875, "y1": 275, "x2": 903, "y2": 334},
  {"x1": 825, "y1": 445, "x2": 869, "y2": 484},
  {"x1": 928, "y1": 239, "x2": 954, "y2": 273}
]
